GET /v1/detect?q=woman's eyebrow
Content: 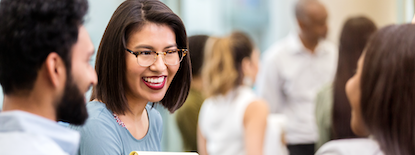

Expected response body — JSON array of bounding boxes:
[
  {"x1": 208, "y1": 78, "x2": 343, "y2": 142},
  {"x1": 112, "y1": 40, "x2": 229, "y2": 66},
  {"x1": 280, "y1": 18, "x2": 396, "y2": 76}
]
[
  {"x1": 133, "y1": 45, "x2": 154, "y2": 50},
  {"x1": 132, "y1": 44, "x2": 177, "y2": 50},
  {"x1": 164, "y1": 44, "x2": 177, "y2": 49}
]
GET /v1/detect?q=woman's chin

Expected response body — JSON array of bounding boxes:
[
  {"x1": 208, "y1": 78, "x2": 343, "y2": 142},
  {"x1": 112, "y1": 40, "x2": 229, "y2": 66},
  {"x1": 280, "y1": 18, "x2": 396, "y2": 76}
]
[
  {"x1": 138, "y1": 85, "x2": 168, "y2": 103},
  {"x1": 145, "y1": 94, "x2": 165, "y2": 103}
]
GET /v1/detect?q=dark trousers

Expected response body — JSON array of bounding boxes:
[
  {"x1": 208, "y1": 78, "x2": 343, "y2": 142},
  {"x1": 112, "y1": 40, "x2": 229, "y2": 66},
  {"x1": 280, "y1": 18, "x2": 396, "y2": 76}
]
[{"x1": 287, "y1": 143, "x2": 315, "y2": 155}]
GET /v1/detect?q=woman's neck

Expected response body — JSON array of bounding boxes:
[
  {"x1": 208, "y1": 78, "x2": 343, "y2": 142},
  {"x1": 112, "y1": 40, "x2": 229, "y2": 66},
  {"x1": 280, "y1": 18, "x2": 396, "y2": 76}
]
[
  {"x1": 117, "y1": 92, "x2": 150, "y2": 140},
  {"x1": 122, "y1": 93, "x2": 148, "y2": 122}
]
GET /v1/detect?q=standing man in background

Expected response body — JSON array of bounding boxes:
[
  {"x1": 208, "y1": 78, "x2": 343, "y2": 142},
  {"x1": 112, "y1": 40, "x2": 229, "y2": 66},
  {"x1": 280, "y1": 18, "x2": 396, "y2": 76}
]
[
  {"x1": 255, "y1": 0, "x2": 337, "y2": 155},
  {"x1": 0, "y1": 0, "x2": 97, "y2": 154}
]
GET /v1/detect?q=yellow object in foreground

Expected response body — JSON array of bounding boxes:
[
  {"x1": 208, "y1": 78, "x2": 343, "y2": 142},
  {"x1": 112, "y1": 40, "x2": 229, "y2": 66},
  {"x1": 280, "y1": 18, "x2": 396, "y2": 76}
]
[{"x1": 129, "y1": 151, "x2": 199, "y2": 155}]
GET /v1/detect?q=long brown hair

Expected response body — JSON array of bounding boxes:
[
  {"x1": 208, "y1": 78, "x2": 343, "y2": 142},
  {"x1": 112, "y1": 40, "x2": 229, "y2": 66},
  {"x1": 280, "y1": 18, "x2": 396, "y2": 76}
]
[
  {"x1": 360, "y1": 24, "x2": 415, "y2": 155},
  {"x1": 91, "y1": 0, "x2": 191, "y2": 114},
  {"x1": 202, "y1": 31, "x2": 254, "y2": 97},
  {"x1": 332, "y1": 16, "x2": 377, "y2": 140}
]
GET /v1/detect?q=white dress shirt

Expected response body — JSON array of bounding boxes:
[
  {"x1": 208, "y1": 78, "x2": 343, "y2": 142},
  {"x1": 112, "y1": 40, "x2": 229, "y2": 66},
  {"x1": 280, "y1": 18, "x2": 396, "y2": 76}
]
[
  {"x1": 255, "y1": 33, "x2": 338, "y2": 144},
  {"x1": 0, "y1": 110, "x2": 80, "y2": 155},
  {"x1": 315, "y1": 138, "x2": 384, "y2": 155}
]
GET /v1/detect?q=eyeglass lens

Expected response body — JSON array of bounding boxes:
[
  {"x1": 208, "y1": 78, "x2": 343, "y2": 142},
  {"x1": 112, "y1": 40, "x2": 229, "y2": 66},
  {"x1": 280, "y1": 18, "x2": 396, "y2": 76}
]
[{"x1": 136, "y1": 50, "x2": 184, "y2": 66}]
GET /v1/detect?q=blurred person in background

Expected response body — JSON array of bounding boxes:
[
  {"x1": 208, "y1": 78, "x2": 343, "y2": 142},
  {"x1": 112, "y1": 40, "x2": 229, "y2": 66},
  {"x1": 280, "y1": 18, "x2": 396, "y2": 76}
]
[
  {"x1": 315, "y1": 16, "x2": 377, "y2": 149},
  {"x1": 255, "y1": 0, "x2": 337, "y2": 154},
  {"x1": 317, "y1": 24, "x2": 415, "y2": 155},
  {"x1": 198, "y1": 32, "x2": 269, "y2": 155},
  {"x1": 0, "y1": 0, "x2": 97, "y2": 154},
  {"x1": 176, "y1": 35, "x2": 212, "y2": 152},
  {"x1": 71, "y1": 0, "x2": 191, "y2": 154}
]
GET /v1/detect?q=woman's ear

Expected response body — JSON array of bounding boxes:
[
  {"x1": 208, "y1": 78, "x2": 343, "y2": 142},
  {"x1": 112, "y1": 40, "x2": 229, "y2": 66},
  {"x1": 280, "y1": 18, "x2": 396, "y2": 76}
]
[
  {"x1": 241, "y1": 57, "x2": 255, "y2": 87},
  {"x1": 241, "y1": 57, "x2": 252, "y2": 77},
  {"x1": 44, "y1": 52, "x2": 66, "y2": 89}
]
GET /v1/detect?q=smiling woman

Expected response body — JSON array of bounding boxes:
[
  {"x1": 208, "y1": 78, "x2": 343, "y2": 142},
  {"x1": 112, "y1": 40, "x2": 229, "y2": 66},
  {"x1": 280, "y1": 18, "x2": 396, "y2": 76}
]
[{"x1": 71, "y1": 0, "x2": 191, "y2": 154}]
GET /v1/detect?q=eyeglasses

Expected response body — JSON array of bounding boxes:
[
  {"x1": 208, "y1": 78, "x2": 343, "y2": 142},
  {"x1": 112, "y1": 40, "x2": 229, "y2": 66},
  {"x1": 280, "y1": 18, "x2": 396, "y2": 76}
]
[{"x1": 126, "y1": 48, "x2": 188, "y2": 67}]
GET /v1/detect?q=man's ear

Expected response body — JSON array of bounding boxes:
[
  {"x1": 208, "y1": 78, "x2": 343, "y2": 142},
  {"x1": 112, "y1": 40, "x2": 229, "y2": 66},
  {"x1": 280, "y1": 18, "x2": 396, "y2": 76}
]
[
  {"x1": 297, "y1": 18, "x2": 306, "y2": 30},
  {"x1": 44, "y1": 52, "x2": 66, "y2": 88}
]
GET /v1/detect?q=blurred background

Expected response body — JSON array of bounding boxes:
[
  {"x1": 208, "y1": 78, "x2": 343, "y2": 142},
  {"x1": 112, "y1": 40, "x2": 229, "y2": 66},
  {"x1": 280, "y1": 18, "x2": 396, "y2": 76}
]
[{"x1": 0, "y1": 0, "x2": 414, "y2": 151}]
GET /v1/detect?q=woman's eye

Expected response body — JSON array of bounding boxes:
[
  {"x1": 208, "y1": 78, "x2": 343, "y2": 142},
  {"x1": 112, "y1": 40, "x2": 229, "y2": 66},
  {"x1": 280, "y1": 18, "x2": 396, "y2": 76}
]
[
  {"x1": 166, "y1": 50, "x2": 177, "y2": 54},
  {"x1": 139, "y1": 51, "x2": 153, "y2": 55}
]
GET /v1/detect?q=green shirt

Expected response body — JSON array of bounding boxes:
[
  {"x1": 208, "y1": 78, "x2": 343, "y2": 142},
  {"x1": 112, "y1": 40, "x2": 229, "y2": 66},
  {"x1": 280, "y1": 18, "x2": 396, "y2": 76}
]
[
  {"x1": 175, "y1": 88, "x2": 205, "y2": 152},
  {"x1": 315, "y1": 83, "x2": 333, "y2": 150}
]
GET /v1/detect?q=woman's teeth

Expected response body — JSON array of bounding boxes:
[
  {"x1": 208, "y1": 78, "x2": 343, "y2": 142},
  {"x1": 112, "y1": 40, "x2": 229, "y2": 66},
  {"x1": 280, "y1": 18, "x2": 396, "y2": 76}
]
[{"x1": 144, "y1": 77, "x2": 164, "y2": 83}]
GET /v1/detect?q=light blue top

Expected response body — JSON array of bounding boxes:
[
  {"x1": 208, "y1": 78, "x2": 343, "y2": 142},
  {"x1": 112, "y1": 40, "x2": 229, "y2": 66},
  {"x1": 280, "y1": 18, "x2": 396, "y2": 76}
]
[
  {"x1": 72, "y1": 101, "x2": 163, "y2": 155},
  {"x1": 0, "y1": 110, "x2": 80, "y2": 155}
]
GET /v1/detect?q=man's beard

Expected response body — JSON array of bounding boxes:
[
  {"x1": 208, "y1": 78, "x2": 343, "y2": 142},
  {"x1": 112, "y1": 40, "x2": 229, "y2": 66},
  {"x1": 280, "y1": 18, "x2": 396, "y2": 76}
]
[{"x1": 56, "y1": 73, "x2": 89, "y2": 125}]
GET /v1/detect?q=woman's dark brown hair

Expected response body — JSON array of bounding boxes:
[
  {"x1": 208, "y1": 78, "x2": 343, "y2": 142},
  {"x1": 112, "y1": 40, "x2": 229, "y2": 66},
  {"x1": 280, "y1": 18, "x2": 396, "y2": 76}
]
[
  {"x1": 332, "y1": 16, "x2": 377, "y2": 140},
  {"x1": 91, "y1": 0, "x2": 191, "y2": 114},
  {"x1": 360, "y1": 24, "x2": 415, "y2": 155}
]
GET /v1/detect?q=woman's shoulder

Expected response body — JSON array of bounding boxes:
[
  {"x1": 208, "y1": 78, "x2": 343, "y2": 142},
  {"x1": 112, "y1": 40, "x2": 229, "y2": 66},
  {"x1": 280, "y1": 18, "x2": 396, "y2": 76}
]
[
  {"x1": 238, "y1": 86, "x2": 263, "y2": 108},
  {"x1": 86, "y1": 101, "x2": 113, "y2": 119},
  {"x1": 85, "y1": 101, "x2": 117, "y2": 125},
  {"x1": 70, "y1": 101, "x2": 117, "y2": 131},
  {"x1": 243, "y1": 98, "x2": 269, "y2": 120},
  {"x1": 316, "y1": 138, "x2": 384, "y2": 155},
  {"x1": 247, "y1": 99, "x2": 268, "y2": 110}
]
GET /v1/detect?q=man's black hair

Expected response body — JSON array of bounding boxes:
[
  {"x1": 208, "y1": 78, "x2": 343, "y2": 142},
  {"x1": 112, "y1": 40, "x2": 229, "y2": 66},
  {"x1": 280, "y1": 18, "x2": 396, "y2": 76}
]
[{"x1": 0, "y1": 0, "x2": 88, "y2": 94}]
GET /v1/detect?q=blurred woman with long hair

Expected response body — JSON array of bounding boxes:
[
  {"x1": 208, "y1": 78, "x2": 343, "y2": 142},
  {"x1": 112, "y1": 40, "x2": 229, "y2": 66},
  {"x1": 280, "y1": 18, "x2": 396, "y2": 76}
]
[
  {"x1": 315, "y1": 16, "x2": 377, "y2": 149},
  {"x1": 317, "y1": 24, "x2": 415, "y2": 155},
  {"x1": 197, "y1": 32, "x2": 269, "y2": 155}
]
